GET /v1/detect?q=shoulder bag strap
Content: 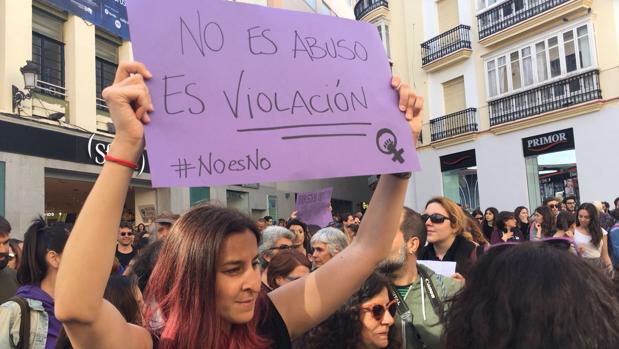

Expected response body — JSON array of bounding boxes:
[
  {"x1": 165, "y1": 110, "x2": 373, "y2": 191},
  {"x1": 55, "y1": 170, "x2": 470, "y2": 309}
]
[
  {"x1": 387, "y1": 284, "x2": 428, "y2": 349},
  {"x1": 8, "y1": 296, "x2": 31, "y2": 349},
  {"x1": 416, "y1": 266, "x2": 444, "y2": 317}
]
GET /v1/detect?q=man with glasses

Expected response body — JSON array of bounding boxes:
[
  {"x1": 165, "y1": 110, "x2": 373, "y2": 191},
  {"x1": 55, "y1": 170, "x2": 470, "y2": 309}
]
[
  {"x1": 115, "y1": 221, "x2": 136, "y2": 269},
  {"x1": 564, "y1": 196, "x2": 577, "y2": 214},
  {"x1": 378, "y1": 207, "x2": 460, "y2": 349},
  {"x1": 0, "y1": 216, "x2": 17, "y2": 303}
]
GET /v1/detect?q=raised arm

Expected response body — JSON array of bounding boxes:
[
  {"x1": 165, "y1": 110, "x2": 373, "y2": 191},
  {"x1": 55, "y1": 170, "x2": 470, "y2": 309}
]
[
  {"x1": 269, "y1": 77, "x2": 423, "y2": 339},
  {"x1": 54, "y1": 62, "x2": 154, "y2": 349}
]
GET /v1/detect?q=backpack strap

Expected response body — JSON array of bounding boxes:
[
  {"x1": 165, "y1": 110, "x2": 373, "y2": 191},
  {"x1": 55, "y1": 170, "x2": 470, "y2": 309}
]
[
  {"x1": 8, "y1": 296, "x2": 31, "y2": 349},
  {"x1": 387, "y1": 284, "x2": 428, "y2": 349}
]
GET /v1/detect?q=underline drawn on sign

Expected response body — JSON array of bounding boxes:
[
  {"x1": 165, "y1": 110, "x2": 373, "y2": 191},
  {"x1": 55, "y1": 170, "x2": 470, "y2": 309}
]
[
  {"x1": 236, "y1": 122, "x2": 373, "y2": 132},
  {"x1": 282, "y1": 133, "x2": 367, "y2": 140}
]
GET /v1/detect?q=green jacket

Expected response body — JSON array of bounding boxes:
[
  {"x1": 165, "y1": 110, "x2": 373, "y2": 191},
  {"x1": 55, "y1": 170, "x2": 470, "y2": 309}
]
[{"x1": 394, "y1": 264, "x2": 461, "y2": 349}]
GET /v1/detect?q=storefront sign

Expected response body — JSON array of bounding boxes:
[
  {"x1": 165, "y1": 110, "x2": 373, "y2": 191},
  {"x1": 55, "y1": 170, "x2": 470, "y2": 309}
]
[
  {"x1": 0, "y1": 120, "x2": 149, "y2": 173},
  {"x1": 87, "y1": 134, "x2": 147, "y2": 175},
  {"x1": 127, "y1": 0, "x2": 419, "y2": 187},
  {"x1": 522, "y1": 128, "x2": 575, "y2": 157},
  {"x1": 138, "y1": 204, "x2": 156, "y2": 223},
  {"x1": 440, "y1": 149, "x2": 476, "y2": 172},
  {"x1": 44, "y1": 0, "x2": 130, "y2": 39}
]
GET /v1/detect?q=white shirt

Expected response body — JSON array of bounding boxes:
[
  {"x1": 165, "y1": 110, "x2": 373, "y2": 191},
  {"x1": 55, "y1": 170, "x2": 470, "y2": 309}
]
[{"x1": 573, "y1": 226, "x2": 607, "y2": 258}]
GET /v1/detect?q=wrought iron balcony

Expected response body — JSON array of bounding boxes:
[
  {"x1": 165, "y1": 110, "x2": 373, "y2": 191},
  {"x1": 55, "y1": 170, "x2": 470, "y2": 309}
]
[
  {"x1": 489, "y1": 70, "x2": 601, "y2": 126},
  {"x1": 478, "y1": 0, "x2": 572, "y2": 40},
  {"x1": 421, "y1": 25, "x2": 471, "y2": 66},
  {"x1": 431, "y1": 108, "x2": 478, "y2": 142},
  {"x1": 354, "y1": 0, "x2": 388, "y2": 20}
]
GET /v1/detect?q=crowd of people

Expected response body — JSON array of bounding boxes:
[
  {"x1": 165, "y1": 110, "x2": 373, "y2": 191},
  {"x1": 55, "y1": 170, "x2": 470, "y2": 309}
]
[{"x1": 0, "y1": 61, "x2": 619, "y2": 349}]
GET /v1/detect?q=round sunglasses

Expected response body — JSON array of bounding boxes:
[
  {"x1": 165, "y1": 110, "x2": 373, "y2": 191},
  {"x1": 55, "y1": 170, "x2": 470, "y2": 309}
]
[
  {"x1": 421, "y1": 213, "x2": 450, "y2": 224},
  {"x1": 361, "y1": 299, "x2": 397, "y2": 321}
]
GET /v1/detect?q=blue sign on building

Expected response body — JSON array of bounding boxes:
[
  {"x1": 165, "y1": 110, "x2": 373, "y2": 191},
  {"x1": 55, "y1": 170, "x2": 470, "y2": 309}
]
[{"x1": 44, "y1": 0, "x2": 130, "y2": 40}]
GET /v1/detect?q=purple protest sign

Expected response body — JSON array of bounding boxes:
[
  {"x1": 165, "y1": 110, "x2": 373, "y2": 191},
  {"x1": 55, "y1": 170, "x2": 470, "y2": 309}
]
[
  {"x1": 295, "y1": 187, "x2": 333, "y2": 228},
  {"x1": 127, "y1": 0, "x2": 420, "y2": 187}
]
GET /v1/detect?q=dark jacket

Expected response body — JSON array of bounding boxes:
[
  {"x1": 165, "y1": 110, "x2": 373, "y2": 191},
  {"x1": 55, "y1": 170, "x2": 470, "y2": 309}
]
[
  {"x1": 419, "y1": 235, "x2": 479, "y2": 277},
  {"x1": 490, "y1": 228, "x2": 524, "y2": 245}
]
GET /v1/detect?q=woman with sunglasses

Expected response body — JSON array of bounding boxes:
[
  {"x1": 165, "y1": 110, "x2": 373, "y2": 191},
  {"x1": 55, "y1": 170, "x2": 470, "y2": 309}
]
[
  {"x1": 574, "y1": 203, "x2": 613, "y2": 276},
  {"x1": 514, "y1": 206, "x2": 530, "y2": 240},
  {"x1": 53, "y1": 62, "x2": 422, "y2": 349},
  {"x1": 295, "y1": 272, "x2": 400, "y2": 349},
  {"x1": 442, "y1": 242, "x2": 619, "y2": 349},
  {"x1": 419, "y1": 197, "x2": 479, "y2": 277},
  {"x1": 481, "y1": 207, "x2": 499, "y2": 242},
  {"x1": 266, "y1": 250, "x2": 311, "y2": 290},
  {"x1": 490, "y1": 211, "x2": 524, "y2": 245}
]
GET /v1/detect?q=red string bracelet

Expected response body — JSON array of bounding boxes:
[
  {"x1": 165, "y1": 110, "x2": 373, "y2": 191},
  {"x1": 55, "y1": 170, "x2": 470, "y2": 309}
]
[{"x1": 104, "y1": 154, "x2": 139, "y2": 170}]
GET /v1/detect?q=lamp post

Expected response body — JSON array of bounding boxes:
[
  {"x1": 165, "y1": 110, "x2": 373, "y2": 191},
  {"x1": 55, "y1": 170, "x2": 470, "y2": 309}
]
[{"x1": 12, "y1": 60, "x2": 39, "y2": 114}]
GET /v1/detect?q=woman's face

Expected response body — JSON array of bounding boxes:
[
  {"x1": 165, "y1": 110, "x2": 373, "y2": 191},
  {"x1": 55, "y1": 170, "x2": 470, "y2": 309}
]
[
  {"x1": 534, "y1": 212, "x2": 544, "y2": 225},
  {"x1": 359, "y1": 288, "x2": 395, "y2": 349},
  {"x1": 485, "y1": 210, "x2": 494, "y2": 222},
  {"x1": 275, "y1": 264, "x2": 310, "y2": 288},
  {"x1": 424, "y1": 203, "x2": 455, "y2": 244},
  {"x1": 578, "y1": 209, "x2": 591, "y2": 228},
  {"x1": 519, "y1": 209, "x2": 529, "y2": 223},
  {"x1": 505, "y1": 217, "x2": 517, "y2": 229},
  {"x1": 215, "y1": 229, "x2": 261, "y2": 325}
]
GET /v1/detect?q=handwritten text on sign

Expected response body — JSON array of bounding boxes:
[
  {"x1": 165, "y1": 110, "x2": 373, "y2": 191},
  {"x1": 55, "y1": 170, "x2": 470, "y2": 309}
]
[
  {"x1": 127, "y1": 0, "x2": 419, "y2": 187},
  {"x1": 296, "y1": 187, "x2": 333, "y2": 228}
]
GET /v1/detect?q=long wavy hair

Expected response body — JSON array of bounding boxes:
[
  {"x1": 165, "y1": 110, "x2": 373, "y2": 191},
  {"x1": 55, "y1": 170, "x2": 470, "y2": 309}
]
[
  {"x1": 534, "y1": 206, "x2": 555, "y2": 238},
  {"x1": 297, "y1": 272, "x2": 400, "y2": 349},
  {"x1": 442, "y1": 243, "x2": 619, "y2": 349},
  {"x1": 576, "y1": 203, "x2": 603, "y2": 248},
  {"x1": 145, "y1": 205, "x2": 270, "y2": 349},
  {"x1": 482, "y1": 207, "x2": 499, "y2": 241}
]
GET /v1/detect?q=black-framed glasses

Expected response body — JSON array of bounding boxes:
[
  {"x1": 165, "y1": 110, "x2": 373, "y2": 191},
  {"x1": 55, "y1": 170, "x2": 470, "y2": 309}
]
[
  {"x1": 548, "y1": 204, "x2": 558, "y2": 209},
  {"x1": 269, "y1": 244, "x2": 301, "y2": 251},
  {"x1": 362, "y1": 299, "x2": 397, "y2": 321},
  {"x1": 120, "y1": 232, "x2": 134, "y2": 237},
  {"x1": 421, "y1": 213, "x2": 450, "y2": 224}
]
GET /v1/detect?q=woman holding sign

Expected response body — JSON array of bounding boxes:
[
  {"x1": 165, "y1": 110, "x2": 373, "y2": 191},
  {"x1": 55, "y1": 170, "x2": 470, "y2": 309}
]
[{"x1": 53, "y1": 62, "x2": 423, "y2": 349}]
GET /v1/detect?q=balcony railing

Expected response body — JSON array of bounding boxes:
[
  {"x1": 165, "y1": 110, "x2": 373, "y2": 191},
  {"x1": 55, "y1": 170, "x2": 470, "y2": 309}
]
[
  {"x1": 34, "y1": 80, "x2": 66, "y2": 99},
  {"x1": 477, "y1": 0, "x2": 571, "y2": 40},
  {"x1": 96, "y1": 97, "x2": 109, "y2": 112},
  {"x1": 354, "y1": 0, "x2": 388, "y2": 20},
  {"x1": 431, "y1": 108, "x2": 478, "y2": 142},
  {"x1": 421, "y1": 25, "x2": 471, "y2": 66},
  {"x1": 489, "y1": 70, "x2": 601, "y2": 126}
]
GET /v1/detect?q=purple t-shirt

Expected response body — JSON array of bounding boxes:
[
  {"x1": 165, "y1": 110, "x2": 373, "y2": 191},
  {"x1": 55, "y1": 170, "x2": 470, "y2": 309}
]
[{"x1": 16, "y1": 285, "x2": 60, "y2": 349}]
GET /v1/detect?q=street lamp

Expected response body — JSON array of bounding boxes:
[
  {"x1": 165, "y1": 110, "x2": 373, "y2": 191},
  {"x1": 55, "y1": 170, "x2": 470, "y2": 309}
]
[{"x1": 12, "y1": 60, "x2": 39, "y2": 114}]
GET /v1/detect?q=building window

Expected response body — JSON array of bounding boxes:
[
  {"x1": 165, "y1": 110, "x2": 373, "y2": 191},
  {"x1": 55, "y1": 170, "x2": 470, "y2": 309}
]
[
  {"x1": 95, "y1": 35, "x2": 119, "y2": 111},
  {"x1": 442, "y1": 76, "x2": 466, "y2": 115},
  {"x1": 485, "y1": 23, "x2": 594, "y2": 99},
  {"x1": 305, "y1": 0, "x2": 317, "y2": 9},
  {"x1": 32, "y1": 8, "x2": 65, "y2": 96},
  {"x1": 375, "y1": 21, "x2": 390, "y2": 57},
  {"x1": 440, "y1": 150, "x2": 479, "y2": 211},
  {"x1": 190, "y1": 187, "x2": 210, "y2": 207},
  {"x1": 268, "y1": 195, "x2": 278, "y2": 219}
]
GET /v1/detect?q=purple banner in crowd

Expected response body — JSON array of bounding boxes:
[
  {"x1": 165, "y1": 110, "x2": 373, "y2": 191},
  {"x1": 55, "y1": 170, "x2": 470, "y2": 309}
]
[
  {"x1": 295, "y1": 187, "x2": 333, "y2": 228},
  {"x1": 127, "y1": 0, "x2": 419, "y2": 187}
]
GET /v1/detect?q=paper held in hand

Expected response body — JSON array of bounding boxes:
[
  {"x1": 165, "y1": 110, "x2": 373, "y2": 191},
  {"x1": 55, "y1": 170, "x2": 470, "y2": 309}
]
[{"x1": 127, "y1": 0, "x2": 420, "y2": 187}]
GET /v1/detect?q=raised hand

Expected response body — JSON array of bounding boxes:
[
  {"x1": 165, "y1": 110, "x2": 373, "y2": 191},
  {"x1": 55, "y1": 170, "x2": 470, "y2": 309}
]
[
  {"x1": 391, "y1": 76, "x2": 423, "y2": 144},
  {"x1": 102, "y1": 61, "x2": 154, "y2": 151}
]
